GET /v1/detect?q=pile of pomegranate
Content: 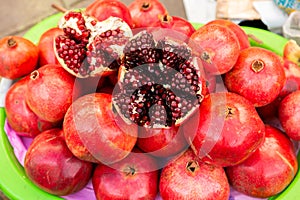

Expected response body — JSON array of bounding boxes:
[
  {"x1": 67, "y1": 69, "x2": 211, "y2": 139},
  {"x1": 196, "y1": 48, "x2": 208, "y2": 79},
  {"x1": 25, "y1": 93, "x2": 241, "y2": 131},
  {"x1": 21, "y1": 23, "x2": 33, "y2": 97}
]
[{"x1": 2, "y1": 0, "x2": 300, "y2": 199}]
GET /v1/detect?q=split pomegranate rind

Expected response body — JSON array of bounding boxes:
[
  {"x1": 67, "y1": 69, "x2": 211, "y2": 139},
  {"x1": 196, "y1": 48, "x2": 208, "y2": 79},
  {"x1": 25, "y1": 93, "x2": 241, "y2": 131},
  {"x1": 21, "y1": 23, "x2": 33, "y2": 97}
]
[
  {"x1": 112, "y1": 30, "x2": 207, "y2": 128},
  {"x1": 54, "y1": 11, "x2": 133, "y2": 78}
]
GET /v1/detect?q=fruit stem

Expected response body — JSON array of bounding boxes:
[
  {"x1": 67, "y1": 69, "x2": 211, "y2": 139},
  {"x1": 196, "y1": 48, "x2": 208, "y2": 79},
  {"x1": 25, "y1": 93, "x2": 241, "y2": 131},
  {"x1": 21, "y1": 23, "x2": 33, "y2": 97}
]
[
  {"x1": 247, "y1": 34, "x2": 263, "y2": 44},
  {"x1": 51, "y1": 3, "x2": 67, "y2": 13},
  {"x1": 7, "y1": 37, "x2": 17, "y2": 48},
  {"x1": 251, "y1": 60, "x2": 264, "y2": 73}
]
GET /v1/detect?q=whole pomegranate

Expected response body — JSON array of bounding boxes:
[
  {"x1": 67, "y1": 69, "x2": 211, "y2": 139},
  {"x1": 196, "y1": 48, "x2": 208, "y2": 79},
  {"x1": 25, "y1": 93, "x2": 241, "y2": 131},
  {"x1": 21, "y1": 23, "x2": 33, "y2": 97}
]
[
  {"x1": 190, "y1": 24, "x2": 240, "y2": 75},
  {"x1": 24, "y1": 128, "x2": 94, "y2": 196},
  {"x1": 92, "y1": 148, "x2": 159, "y2": 200},
  {"x1": 184, "y1": 92, "x2": 265, "y2": 167},
  {"x1": 224, "y1": 47, "x2": 286, "y2": 107},
  {"x1": 279, "y1": 90, "x2": 300, "y2": 141},
  {"x1": 63, "y1": 93, "x2": 138, "y2": 164},
  {"x1": 0, "y1": 36, "x2": 38, "y2": 79},
  {"x1": 5, "y1": 77, "x2": 58, "y2": 137},
  {"x1": 226, "y1": 125, "x2": 298, "y2": 198},
  {"x1": 37, "y1": 27, "x2": 64, "y2": 66},
  {"x1": 54, "y1": 10, "x2": 133, "y2": 78},
  {"x1": 159, "y1": 148, "x2": 230, "y2": 200},
  {"x1": 128, "y1": 0, "x2": 168, "y2": 28},
  {"x1": 149, "y1": 14, "x2": 195, "y2": 37},
  {"x1": 85, "y1": 0, "x2": 133, "y2": 27},
  {"x1": 26, "y1": 64, "x2": 81, "y2": 123}
]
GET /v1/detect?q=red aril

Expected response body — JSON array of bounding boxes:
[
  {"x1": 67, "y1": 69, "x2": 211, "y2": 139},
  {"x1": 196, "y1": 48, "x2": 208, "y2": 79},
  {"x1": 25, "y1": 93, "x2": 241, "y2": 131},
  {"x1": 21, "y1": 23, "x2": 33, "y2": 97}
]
[
  {"x1": 159, "y1": 148, "x2": 230, "y2": 200},
  {"x1": 279, "y1": 90, "x2": 300, "y2": 141},
  {"x1": 26, "y1": 64, "x2": 81, "y2": 123},
  {"x1": 85, "y1": 0, "x2": 133, "y2": 27},
  {"x1": 92, "y1": 148, "x2": 158, "y2": 200},
  {"x1": 206, "y1": 19, "x2": 250, "y2": 50},
  {"x1": 0, "y1": 36, "x2": 38, "y2": 79},
  {"x1": 128, "y1": 0, "x2": 167, "y2": 28},
  {"x1": 226, "y1": 125, "x2": 298, "y2": 198},
  {"x1": 63, "y1": 93, "x2": 138, "y2": 164},
  {"x1": 5, "y1": 77, "x2": 58, "y2": 137},
  {"x1": 224, "y1": 47, "x2": 286, "y2": 107},
  {"x1": 37, "y1": 27, "x2": 64, "y2": 66},
  {"x1": 24, "y1": 128, "x2": 93, "y2": 196},
  {"x1": 184, "y1": 92, "x2": 265, "y2": 167}
]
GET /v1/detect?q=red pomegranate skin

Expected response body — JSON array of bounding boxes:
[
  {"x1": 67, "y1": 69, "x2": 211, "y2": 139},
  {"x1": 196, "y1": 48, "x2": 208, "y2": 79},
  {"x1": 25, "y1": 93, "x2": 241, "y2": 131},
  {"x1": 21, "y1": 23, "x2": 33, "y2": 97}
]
[
  {"x1": 63, "y1": 93, "x2": 138, "y2": 164},
  {"x1": 184, "y1": 92, "x2": 265, "y2": 167},
  {"x1": 0, "y1": 36, "x2": 38, "y2": 79},
  {"x1": 257, "y1": 59, "x2": 300, "y2": 119},
  {"x1": 279, "y1": 90, "x2": 300, "y2": 141},
  {"x1": 5, "y1": 77, "x2": 58, "y2": 137},
  {"x1": 159, "y1": 148, "x2": 230, "y2": 200},
  {"x1": 37, "y1": 27, "x2": 64, "y2": 66},
  {"x1": 224, "y1": 47, "x2": 286, "y2": 107},
  {"x1": 92, "y1": 148, "x2": 159, "y2": 200},
  {"x1": 226, "y1": 125, "x2": 298, "y2": 198},
  {"x1": 24, "y1": 128, "x2": 93, "y2": 196},
  {"x1": 206, "y1": 19, "x2": 250, "y2": 50},
  {"x1": 128, "y1": 0, "x2": 167, "y2": 28},
  {"x1": 26, "y1": 64, "x2": 81, "y2": 123},
  {"x1": 137, "y1": 126, "x2": 188, "y2": 157},
  {"x1": 85, "y1": 0, "x2": 133, "y2": 27},
  {"x1": 190, "y1": 24, "x2": 240, "y2": 75}
]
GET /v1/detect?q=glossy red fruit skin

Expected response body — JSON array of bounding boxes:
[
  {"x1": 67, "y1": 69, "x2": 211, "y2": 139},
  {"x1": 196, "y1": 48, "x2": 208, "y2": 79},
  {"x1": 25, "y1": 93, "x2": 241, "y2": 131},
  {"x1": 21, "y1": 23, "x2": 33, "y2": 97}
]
[
  {"x1": 5, "y1": 77, "x2": 58, "y2": 137},
  {"x1": 26, "y1": 64, "x2": 81, "y2": 123},
  {"x1": 257, "y1": 59, "x2": 300, "y2": 119},
  {"x1": 184, "y1": 92, "x2": 265, "y2": 167},
  {"x1": 150, "y1": 15, "x2": 195, "y2": 37},
  {"x1": 0, "y1": 36, "x2": 38, "y2": 79},
  {"x1": 92, "y1": 148, "x2": 158, "y2": 200},
  {"x1": 137, "y1": 126, "x2": 188, "y2": 157},
  {"x1": 226, "y1": 125, "x2": 298, "y2": 198},
  {"x1": 24, "y1": 128, "x2": 93, "y2": 196},
  {"x1": 206, "y1": 19, "x2": 250, "y2": 50},
  {"x1": 159, "y1": 148, "x2": 230, "y2": 200},
  {"x1": 37, "y1": 27, "x2": 64, "y2": 66},
  {"x1": 128, "y1": 0, "x2": 167, "y2": 28},
  {"x1": 85, "y1": 0, "x2": 133, "y2": 27},
  {"x1": 224, "y1": 47, "x2": 286, "y2": 107},
  {"x1": 63, "y1": 93, "x2": 138, "y2": 164},
  {"x1": 190, "y1": 24, "x2": 240, "y2": 75},
  {"x1": 279, "y1": 90, "x2": 300, "y2": 141}
]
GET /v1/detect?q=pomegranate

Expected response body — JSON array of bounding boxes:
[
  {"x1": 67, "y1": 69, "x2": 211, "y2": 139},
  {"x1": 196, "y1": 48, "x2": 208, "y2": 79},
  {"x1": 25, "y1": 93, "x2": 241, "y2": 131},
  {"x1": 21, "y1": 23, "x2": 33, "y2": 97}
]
[
  {"x1": 283, "y1": 39, "x2": 300, "y2": 65},
  {"x1": 92, "y1": 148, "x2": 158, "y2": 200},
  {"x1": 0, "y1": 36, "x2": 38, "y2": 79},
  {"x1": 63, "y1": 93, "x2": 137, "y2": 164},
  {"x1": 257, "y1": 59, "x2": 300, "y2": 119},
  {"x1": 159, "y1": 148, "x2": 230, "y2": 200},
  {"x1": 112, "y1": 30, "x2": 207, "y2": 130},
  {"x1": 54, "y1": 11, "x2": 133, "y2": 78},
  {"x1": 279, "y1": 90, "x2": 300, "y2": 141},
  {"x1": 184, "y1": 92, "x2": 265, "y2": 167},
  {"x1": 128, "y1": 0, "x2": 168, "y2": 28},
  {"x1": 137, "y1": 125, "x2": 188, "y2": 157},
  {"x1": 149, "y1": 14, "x2": 195, "y2": 37},
  {"x1": 224, "y1": 47, "x2": 286, "y2": 107},
  {"x1": 190, "y1": 23, "x2": 240, "y2": 75},
  {"x1": 5, "y1": 77, "x2": 58, "y2": 137},
  {"x1": 226, "y1": 125, "x2": 298, "y2": 198},
  {"x1": 24, "y1": 128, "x2": 93, "y2": 196},
  {"x1": 206, "y1": 19, "x2": 250, "y2": 50},
  {"x1": 85, "y1": 0, "x2": 133, "y2": 28},
  {"x1": 26, "y1": 64, "x2": 81, "y2": 123},
  {"x1": 37, "y1": 27, "x2": 64, "y2": 66}
]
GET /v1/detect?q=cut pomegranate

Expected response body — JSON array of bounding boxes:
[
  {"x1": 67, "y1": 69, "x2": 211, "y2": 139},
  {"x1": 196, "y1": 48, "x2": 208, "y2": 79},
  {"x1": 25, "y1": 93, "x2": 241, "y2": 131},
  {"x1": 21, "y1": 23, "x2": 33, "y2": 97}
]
[
  {"x1": 54, "y1": 11, "x2": 133, "y2": 78},
  {"x1": 112, "y1": 30, "x2": 207, "y2": 129}
]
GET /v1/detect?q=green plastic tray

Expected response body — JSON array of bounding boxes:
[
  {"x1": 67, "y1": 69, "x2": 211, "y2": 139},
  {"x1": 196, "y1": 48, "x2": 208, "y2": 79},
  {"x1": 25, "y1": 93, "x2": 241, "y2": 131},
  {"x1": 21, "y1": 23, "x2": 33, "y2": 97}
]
[{"x1": 0, "y1": 13, "x2": 299, "y2": 200}]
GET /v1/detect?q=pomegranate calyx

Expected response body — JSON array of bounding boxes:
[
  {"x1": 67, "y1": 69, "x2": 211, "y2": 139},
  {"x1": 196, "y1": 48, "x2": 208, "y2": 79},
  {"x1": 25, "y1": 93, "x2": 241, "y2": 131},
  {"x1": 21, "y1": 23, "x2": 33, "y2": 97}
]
[
  {"x1": 7, "y1": 37, "x2": 17, "y2": 48},
  {"x1": 251, "y1": 60, "x2": 264, "y2": 73},
  {"x1": 141, "y1": 2, "x2": 151, "y2": 10},
  {"x1": 30, "y1": 70, "x2": 39, "y2": 80},
  {"x1": 186, "y1": 160, "x2": 199, "y2": 173}
]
